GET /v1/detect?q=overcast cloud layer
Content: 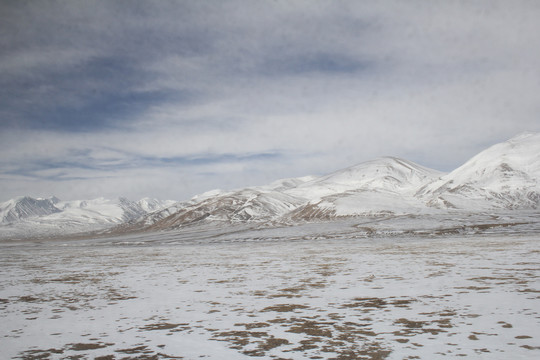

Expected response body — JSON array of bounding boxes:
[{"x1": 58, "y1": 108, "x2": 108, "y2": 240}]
[{"x1": 1, "y1": 0, "x2": 539, "y2": 201}]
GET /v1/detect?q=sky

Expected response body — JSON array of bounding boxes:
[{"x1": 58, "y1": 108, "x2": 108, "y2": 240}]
[{"x1": 1, "y1": 0, "x2": 540, "y2": 202}]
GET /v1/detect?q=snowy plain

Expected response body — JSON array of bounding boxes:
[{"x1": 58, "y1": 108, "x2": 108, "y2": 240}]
[{"x1": 1, "y1": 217, "x2": 539, "y2": 359}]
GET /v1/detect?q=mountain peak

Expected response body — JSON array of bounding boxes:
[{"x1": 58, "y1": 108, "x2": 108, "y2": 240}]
[
  {"x1": 0, "y1": 196, "x2": 61, "y2": 224},
  {"x1": 286, "y1": 156, "x2": 443, "y2": 201},
  {"x1": 508, "y1": 131, "x2": 539, "y2": 142},
  {"x1": 417, "y1": 132, "x2": 540, "y2": 209},
  {"x1": 0, "y1": 196, "x2": 177, "y2": 238}
]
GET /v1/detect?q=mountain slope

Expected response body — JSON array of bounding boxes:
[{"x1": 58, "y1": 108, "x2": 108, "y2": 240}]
[
  {"x1": 123, "y1": 176, "x2": 315, "y2": 231},
  {"x1": 124, "y1": 158, "x2": 444, "y2": 231},
  {"x1": 0, "y1": 196, "x2": 175, "y2": 239},
  {"x1": 144, "y1": 189, "x2": 304, "y2": 230},
  {"x1": 416, "y1": 133, "x2": 540, "y2": 210},
  {"x1": 121, "y1": 133, "x2": 540, "y2": 232},
  {"x1": 285, "y1": 157, "x2": 444, "y2": 220},
  {"x1": 0, "y1": 196, "x2": 61, "y2": 223},
  {"x1": 137, "y1": 198, "x2": 177, "y2": 213},
  {"x1": 287, "y1": 157, "x2": 443, "y2": 200},
  {"x1": 54, "y1": 197, "x2": 150, "y2": 224}
]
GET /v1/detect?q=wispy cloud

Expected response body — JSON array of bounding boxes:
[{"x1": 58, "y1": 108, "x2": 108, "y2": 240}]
[{"x1": 1, "y1": 140, "x2": 284, "y2": 197}]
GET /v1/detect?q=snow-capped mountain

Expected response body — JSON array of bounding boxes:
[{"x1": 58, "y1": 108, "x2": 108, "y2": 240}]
[
  {"x1": 287, "y1": 157, "x2": 442, "y2": 200},
  {"x1": 285, "y1": 157, "x2": 443, "y2": 220},
  {"x1": 145, "y1": 189, "x2": 303, "y2": 230},
  {"x1": 0, "y1": 196, "x2": 61, "y2": 223},
  {"x1": 417, "y1": 132, "x2": 540, "y2": 210},
  {"x1": 121, "y1": 177, "x2": 315, "y2": 231},
  {"x1": 129, "y1": 133, "x2": 539, "y2": 231},
  {"x1": 53, "y1": 197, "x2": 156, "y2": 224},
  {"x1": 125, "y1": 157, "x2": 443, "y2": 231},
  {"x1": 136, "y1": 198, "x2": 177, "y2": 213},
  {"x1": 0, "y1": 196, "x2": 175, "y2": 238}
]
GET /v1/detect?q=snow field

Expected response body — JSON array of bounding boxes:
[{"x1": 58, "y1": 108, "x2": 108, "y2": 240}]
[{"x1": 1, "y1": 228, "x2": 539, "y2": 359}]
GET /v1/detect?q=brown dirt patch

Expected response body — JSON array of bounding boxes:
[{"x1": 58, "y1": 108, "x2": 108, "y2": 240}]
[{"x1": 261, "y1": 304, "x2": 309, "y2": 312}]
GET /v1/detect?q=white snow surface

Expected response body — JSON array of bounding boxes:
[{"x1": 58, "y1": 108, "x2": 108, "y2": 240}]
[{"x1": 1, "y1": 222, "x2": 539, "y2": 359}]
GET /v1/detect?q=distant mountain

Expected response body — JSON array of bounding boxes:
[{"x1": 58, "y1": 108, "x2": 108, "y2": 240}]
[
  {"x1": 137, "y1": 197, "x2": 177, "y2": 213},
  {"x1": 288, "y1": 157, "x2": 442, "y2": 199},
  {"x1": 0, "y1": 196, "x2": 175, "y2": 239},
  {"x1": 127, "y1": 157, "x2": 444, "y2": 230},
  {"x1": 52, "y1": 197, "x2": 170, "y2": 224},
  {"x1": 416, "y1": 132, "x2": 540, "y2": 210},
  {"x1": 0, "y1": 196, "x2": 61, "y2": 223},
  {"x1": 2, "y1": 132, "x2": 539, "y2": 239},
  {"x1": 129, "y1": 133, "x2": 539, "y2": 232},
  {"x1": 121, "y1": 177, "x2": 314, "y2": 231},
  {"x1": 285, "y1": 157, "x2": 443, "y2": 220}
]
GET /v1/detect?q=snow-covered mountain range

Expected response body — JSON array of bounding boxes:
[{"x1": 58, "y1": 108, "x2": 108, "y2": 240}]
[
  {"x1": 285, "y1": 157, "x2": 443, "y2": 220},
  {"x1": 1, "y1": 132, "x2": 539, "y2": 239},
  {"x1": 0, "y1": 196, "x2": 175, "y2": 239},
  {"x1": 126, "y1": 132, "x2": 539, "y2": 231},
  {"x1": 0, "y1": 196, "x2": 62, "y2": 223}
]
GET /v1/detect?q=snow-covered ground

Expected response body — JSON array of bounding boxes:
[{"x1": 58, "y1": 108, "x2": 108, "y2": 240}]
[{"x1": 1, "y1": 223, "x2": 539, "y2": 359}]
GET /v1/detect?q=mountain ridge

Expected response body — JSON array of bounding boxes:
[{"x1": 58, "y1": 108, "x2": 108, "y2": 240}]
[
  {"x1": 1, "y1": 132, "x2": 539, "y2": 239},
  {"x1": 417, "y1": 132, "x2": 540, "y2": 210},
  {"x1": 0, "y1": 196, "x2": 175, "y2": 239},
  {"x1": 0, "y1": 196, "x2": 61, "y2": 224},
  {"x1": 130, "y1": 133, "x2": 539, "y2": 231}
]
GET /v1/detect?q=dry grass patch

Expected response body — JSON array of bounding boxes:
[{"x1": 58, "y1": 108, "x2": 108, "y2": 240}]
[
  {"x1": 69, "y1": 342, "x2": 113, "y2": 351},
  {"x1": 115, "y1": 345, "x2": 151, "y2": 354},
  {"x1": 16, "y1": 348, "x2": 64, "y2": 359},
  {"x1": 261, "y1": 304, "x2": 309, "y2": 312},
  {"x1": 521, "y1": 345, "x2": 540, "y2": 350},
  {"x1": 341, "y1": 297, "x2": 387, "y2": 310},
  {"x1": 287, "y1": 319, "x2": 333, "y2": 337},
  {"x1": 235, "y1": 322, "x2": 270, "y2": 330},
  {"x1": 139, "y1": 322, "x2": 189, "y2": 331}
]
